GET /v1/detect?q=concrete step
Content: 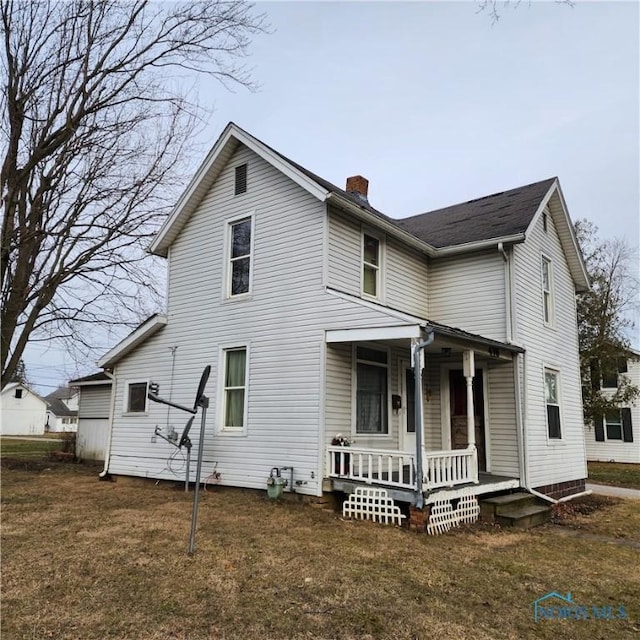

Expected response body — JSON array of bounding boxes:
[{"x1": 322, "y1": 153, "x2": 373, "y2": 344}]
[
  {"x1": 495, "y1": 504, "x2": 551, "y2": 529},
  {"x1": 480, "y1": 492, "x2": 537, "y2": 520}
]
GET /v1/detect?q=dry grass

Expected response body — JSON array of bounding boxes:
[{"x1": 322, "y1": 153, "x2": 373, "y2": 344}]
[
  {"x1": 588, "y1": 462, "x2": 640, "y2": 490},
  {"x1": 2, "y1": 462, "x2": 640, "y2": 640}
]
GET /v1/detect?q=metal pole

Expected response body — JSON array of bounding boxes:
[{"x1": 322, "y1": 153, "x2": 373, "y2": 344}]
[
  {"x1": 188, "y1": 399, "x2": 208, "y2": 555},
  {"x1": 185, "y1": 445, "x2": 190, "y2": 493}
]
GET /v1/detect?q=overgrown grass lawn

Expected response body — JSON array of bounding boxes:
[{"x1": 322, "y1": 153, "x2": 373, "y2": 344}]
[
  {"x1": 588, "y1": 461, "x2": 640, "y2": 490},
  {"x1": 1, "y1": 436, "x2": 57, "y2": 457},
  {"x1": 2, "y1": 462, "x2": 639, "y2": 639}
]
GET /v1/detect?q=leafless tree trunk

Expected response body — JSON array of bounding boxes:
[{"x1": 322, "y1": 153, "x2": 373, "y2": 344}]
[{"x1": 1, "y1": 0, "x2": 267, "y2": 386}]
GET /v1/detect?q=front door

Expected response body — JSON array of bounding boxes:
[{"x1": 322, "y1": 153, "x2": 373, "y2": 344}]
[
  {"x1": 449, "y1": 369, "x2": 487, "y2": 471},
  {"x1": 401, "y1": 361, "x2": 416, "y2": 453}
]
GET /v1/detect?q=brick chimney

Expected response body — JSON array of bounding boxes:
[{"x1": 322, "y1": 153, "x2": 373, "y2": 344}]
[{"x1": 345, "y1": 175, "x2": 369, "y2": 202}]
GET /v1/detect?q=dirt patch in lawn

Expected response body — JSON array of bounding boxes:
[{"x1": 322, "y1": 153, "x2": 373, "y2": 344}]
[{"x1": 2, "y1": 465, "x2": 640, "y2": 640}]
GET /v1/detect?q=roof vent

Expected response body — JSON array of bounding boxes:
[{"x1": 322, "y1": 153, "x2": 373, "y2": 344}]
[{"x1": 346, "y1": 175, "x2": 369, "y2": 203}]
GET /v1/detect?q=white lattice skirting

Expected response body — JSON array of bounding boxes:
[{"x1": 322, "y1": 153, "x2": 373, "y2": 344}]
[
  {"x1": 427, "y1": 496, "x2": 480, "y2": 535},
  {"x1": 342, "y1": 487, "x2": 406, "y2": 526}
]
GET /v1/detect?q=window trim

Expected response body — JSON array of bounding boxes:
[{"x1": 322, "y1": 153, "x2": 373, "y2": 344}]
[
  {"x1": 543, "y1": 366, "x2": 563, "y2": 442},
  {"x1": 604, "y1": 410, "x2": 623, "y2": 441},
  {"x1": 223, "y1": 213, "x2": 255, "y2": 301},
  {"x1": 541, "y1": 255, "x2": 554, "y2": 327},
  {"x1": 352, "y1": 343, "x2": 391, "y2": 438},
  {"x1": 361, "y1": 228, "x2": 385, "y2": 301},
  {"x1": 218, "y1": 344, "x2": 250, "y2": 435},
  {"x1": 122, "y1": 379, "x2": 149, "y2": 415}
]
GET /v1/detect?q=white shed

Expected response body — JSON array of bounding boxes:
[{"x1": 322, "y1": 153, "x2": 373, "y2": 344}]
[
  {"x1": 0, "y1": 383, "x2": 47, "y2": 436},
  {"x1": 69, "y1": 372, "x2": 113, "y2": 462}
]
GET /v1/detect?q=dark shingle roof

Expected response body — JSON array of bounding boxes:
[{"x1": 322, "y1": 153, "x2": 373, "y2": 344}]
[
  {"x1": 45, "y1": 397, "x2": 77, "y2": 418},
  {"x1": 394, "y1": 178, "x2": 556, "y2": 248},
  {"x1": 69, "y1": 371, "x2": 111, "y2": 385}
]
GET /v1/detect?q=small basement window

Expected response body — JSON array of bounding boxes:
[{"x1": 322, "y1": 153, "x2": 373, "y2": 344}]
[{"x1": 235, "y1": 164, "x2": 247, "y2": 195}]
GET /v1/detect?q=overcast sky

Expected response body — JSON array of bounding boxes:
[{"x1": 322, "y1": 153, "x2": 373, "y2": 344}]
[{"x1": 25, "y1": 0, "x2": 639, "y2": 392}]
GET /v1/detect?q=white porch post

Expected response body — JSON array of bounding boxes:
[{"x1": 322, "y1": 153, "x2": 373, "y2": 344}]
[
  {"x1": 463, "y1": 349, "x2": 479, "y2": 483},
  {"x1": 463, "y1": 349, "x2": 476, "y2": 448}
]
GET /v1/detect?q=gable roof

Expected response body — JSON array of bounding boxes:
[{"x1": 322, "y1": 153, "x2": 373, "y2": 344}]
[
  {"x1": 45, "y1": 386, "x2": 78, "y2": 401},
  {"x1": 45, "y1": 397, "x2": 77, "y2": 418},
  {"x1": 395, "y1": 178, "x2": 557, "y2": 248},
  {"x1": 98, "y1": 314, "x2": 167, "y2": 368},
  {"x1": 69, "y1": 371, "x2": 113, "y2": 386},
  {"x1": 148, "y1": 122, "x2": 588, "y2": 289},
  {"x1": 1, "y1": 382, "x2": 47, "y2": 403}
]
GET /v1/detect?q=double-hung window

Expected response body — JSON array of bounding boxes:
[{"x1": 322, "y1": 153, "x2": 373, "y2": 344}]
[
  {"x1": 544, "y1": 368, "x2": 561, "y2": 439},
  {"x1": 355, "y1": 346, "x2": 389, "y2": 435},
  {"x1": 228, "y1": 217, "x2": 252, "y2": 297},
  {"x1": 605, "y1": 410, "x2": 623, "y2": 440},
  {"x1": 222, "y1": 347, "x2": 247, "y2": 430},
  {"x1": 542, "y1": 256, "x2": 553, "y2": 325},
  {"x1": 362, "y1": 233, "x2": 381, "y2": 298}
]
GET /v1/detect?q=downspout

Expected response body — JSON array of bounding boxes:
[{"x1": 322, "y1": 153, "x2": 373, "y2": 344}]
[
  {"x1": 99, "y1": 368, "x2": 118, "y2": 479},
  {"x1": 497, "y1": 242, "x2": 512, "y2": 344},
  {"x1": 413, "y1": 328, "x2": 435, "y2": 509}
]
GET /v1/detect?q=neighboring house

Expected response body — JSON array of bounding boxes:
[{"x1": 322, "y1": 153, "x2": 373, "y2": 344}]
[
  {"x1": 45, "y1": 386, "x2": 79, "y2": 432},
  {"x1": 0, "y1": 383, "x2": 47, "y2": 436},
  {"x1": 69, "y1": 372, "x2": 113, "y2": 462},
  {"x1": 94, "y1": 123, "x2": 590, "y2": 516},
  {"x1": 585, "y1": 351, "x2": 639, "y2": 464}
]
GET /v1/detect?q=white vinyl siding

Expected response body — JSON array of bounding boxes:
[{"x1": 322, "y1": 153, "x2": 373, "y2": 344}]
[
  {"x1": 76, "y1": 384, "x2": 112, "y2": 463},
  {"x1": 429, "y1": 250, "x2": 506, "y2": 342},
  {"x1": 106, "y1": 144, "x2": 417, "y2": 495},
  {"x1": 513, "y1": 199, "x2": 586, "y2": 486},
  {"x1": 327, "y1": 207, "x2": 428, "y2": 318}
]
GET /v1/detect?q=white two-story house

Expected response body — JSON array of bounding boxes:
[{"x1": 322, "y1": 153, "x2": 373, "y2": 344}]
[{"x1": 95, "y1": 123, "x2": 590, "y2": 519}]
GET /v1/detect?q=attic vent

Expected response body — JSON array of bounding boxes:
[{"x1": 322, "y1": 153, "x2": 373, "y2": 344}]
[
  {"x1": 543, "y1": 211, "x2": 548, "y2": 232},
  {"x1": 235, "y1": 164, "x2": 247, "y2": 195},
  {"x1": 15, "y1": 388, "x2": 23, "y2": 399}
]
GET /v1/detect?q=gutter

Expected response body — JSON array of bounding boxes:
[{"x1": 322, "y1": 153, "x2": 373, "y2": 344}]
[
  {"x1": 99, "y1": 367, "x2": 118, "y2": 480},
  {"x1": 412, "y1": 328, "x2": 435, "y2": 509}
]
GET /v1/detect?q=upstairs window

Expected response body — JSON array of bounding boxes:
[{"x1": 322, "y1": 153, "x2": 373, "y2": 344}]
[
  {"x1": 234, "y1": 164, "x2": 247, "y2": 195},
  {"x1": 228, "y1": 217, "x2": 252, "y2": 297},
  {"x1": 541, "y1": 256, "x2": 553, "y2": 325},
  {"x1": 605, "y1": 410, "x2": 622, "y2": 440},
  {"x1": 544, "y1": 368, "x2": 561, "y2": 439},
  {"x1": 362, "y1": 233, "x2": 381, "y2": 298}
]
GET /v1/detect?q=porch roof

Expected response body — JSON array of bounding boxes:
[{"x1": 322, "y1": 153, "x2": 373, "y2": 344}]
[{"x1": 325, "y1": 320, "x2": 524, "y2": 359}]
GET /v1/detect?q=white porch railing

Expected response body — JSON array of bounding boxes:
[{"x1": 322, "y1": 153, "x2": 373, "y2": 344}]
[
  {"x1": 326, "y1": 445, "x2": 416, "y2": 490},
  {"x1": 423, "y1": 447, "x2": 478, "y2": 490},
  {"x1": 326, "y1": 445, "x2": 478, "y2": 492}
]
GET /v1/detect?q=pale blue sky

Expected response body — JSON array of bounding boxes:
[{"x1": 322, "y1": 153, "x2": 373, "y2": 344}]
[{"x1": 25, "y1": 0, "x2": 639, "y2": 391}]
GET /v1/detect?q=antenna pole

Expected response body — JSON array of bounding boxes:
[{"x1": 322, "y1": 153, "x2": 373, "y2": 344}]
[{"x1": 188, "y1": 397, "x2": 208, "y2": 555}]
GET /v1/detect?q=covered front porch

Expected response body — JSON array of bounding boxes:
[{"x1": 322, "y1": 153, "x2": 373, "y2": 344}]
[{"x1": 322, "y1": 321, "x2": 524, "y2": 504}]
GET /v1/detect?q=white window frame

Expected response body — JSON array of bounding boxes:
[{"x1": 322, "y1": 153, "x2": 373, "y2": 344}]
[
  {"x1": 122, "y1": 379, "x2": 149, "y2": 415},
  {"x1": 541, "y1": 255, "x2": 554, "y2": 327},
  {"x1": 217, "y1": 344, "x2": 249, "y2": 435},
  {"x1": 361, "y1": 228, "x2": 384, "y2": 301},
  {"x1": 543, "y1": 366, "x2": 563, "y2": 442},
  {"x1": 352, "y1": 343, "x2": 391, "y2": 438},
  {"x1": 604, "y1": 410, "x2": 623, "y2": 441},
  {"x1": 223, "y1": 213, "x2": 255, "y2": 301}
]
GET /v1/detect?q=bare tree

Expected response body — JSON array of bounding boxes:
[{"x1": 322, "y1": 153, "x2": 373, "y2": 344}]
[
  {"x1": 575, "y1": 219, "x2": 639, "y2": 425},
  {"x1": 477, "y1": 0, "x2": 574, "y2": 23},
  {"x1": 1, "y1": 0, "x2": 267, "y2": 386}
]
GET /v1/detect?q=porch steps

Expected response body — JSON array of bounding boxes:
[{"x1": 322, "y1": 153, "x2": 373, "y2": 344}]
[{"x1": 480, "y1": 492, "x2": 551, "y2": 529}]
